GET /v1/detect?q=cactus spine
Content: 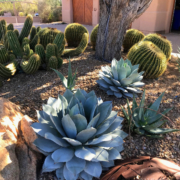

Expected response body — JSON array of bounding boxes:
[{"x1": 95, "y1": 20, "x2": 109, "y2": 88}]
[
  {"x1": 90, "y1": 24, "x2": 99, "y2": 50},
  {"x1": 0, "y1": 44, "x2": 9, "y2": 64},
  {"x1": 30, "y1": 26, "x2": 37, "y2": 41},
  {"x1": 7, "y1": 30, "x2": 22, "y2": 58},
  {"x1": 143, "y1": 33, "x2": 172, "y2": 61},
  {"x1": 65, "y1": 23, "x2": 89, "y2": 47},
  {"x1": 30, "y1": 34, "x2": 40, "y2": 50},
  {"x1": 47, "y1": 56, "x2": 58, "y2": 70},
  {"x1": 63, "y1": 33, "x2": 88, "y2": 57},
  {"x1": 7, "y1": 23, "x2": 14, "y2": 31},
  {"x1": 46, "y1": 43, "x2": 55, "y2": 63},
  {"x1": 127, "y1": 41, "x2": 167, "y2": 79},
  {"x1": 21, "y1": 54, "x2": 41, "y2": 74},
  {"x1": 18, "y1": 14, "x2": 33, "y2": 44},
  {"x1": 35, "y1": 44, "x2": 45, "y2": 63},
  {"x1": 123, "y1": 29, "x2": 145, "y2": 52}
]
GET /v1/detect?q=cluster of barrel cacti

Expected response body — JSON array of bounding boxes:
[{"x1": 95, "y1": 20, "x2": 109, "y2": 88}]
[{"x1": 122, "y1": 29, "x2": 172, "y2": 79}]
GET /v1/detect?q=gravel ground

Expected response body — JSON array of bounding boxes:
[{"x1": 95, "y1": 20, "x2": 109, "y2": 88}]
[{"x1": 1, "y1": 45, "x2": 180, "y2": 179}]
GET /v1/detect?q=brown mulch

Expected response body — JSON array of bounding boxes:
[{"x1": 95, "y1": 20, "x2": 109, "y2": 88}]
[{"x1": 1, "y1": 45, "x2": 180, "y2": 178}]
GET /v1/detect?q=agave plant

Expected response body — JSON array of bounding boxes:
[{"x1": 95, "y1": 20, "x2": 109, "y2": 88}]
[
  {"x1": 53, "y1": 59, "x2": 77, "y2": 91},
  {"x1": 31, "y1": 89, "x2": 128, "y2": 180},
  {"x1": 121, "y1": 90, "x2": 180, "y2": 138},
  {"x1": 97, "y1": 58, "x2": 145, "y2": 98}
]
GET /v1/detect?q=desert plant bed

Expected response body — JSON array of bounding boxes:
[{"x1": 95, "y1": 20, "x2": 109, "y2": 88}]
[{"x1": 0, "y1": 45, "x2": 180, "y2": 179}]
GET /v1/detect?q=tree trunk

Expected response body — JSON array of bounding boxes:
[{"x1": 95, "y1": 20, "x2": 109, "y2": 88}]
[{"x1": 95, "y1": 0, "x2": 153, "y2": 62}]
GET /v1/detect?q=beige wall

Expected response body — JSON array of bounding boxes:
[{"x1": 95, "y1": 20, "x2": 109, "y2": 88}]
[
  {"x1": 62, "y1": 0, "x2": 100, "y2": 26},
  {"x1": 132, "y1": 0, "x2": 175, "y2": 34},
  {"x1": 0, "y1": 16, "x2": 41, "y2": 23}
]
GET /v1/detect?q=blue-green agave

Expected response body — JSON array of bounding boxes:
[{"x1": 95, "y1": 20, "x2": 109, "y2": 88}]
[
  {"x1": 97, "y1": 58, "x2": 145, "y2": 98},
  {"x1": 32, "y1": 89, "x2": 128, "y2": 180},
  {"x1": 121, "y1": 90, "x2": 180, "y2": 138}
]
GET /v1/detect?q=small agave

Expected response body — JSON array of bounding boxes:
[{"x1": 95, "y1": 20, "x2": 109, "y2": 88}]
[
  {"x1": 97, "y1": 58, "x2": 145, "y2": 98},
  {"x1": 121, "y1": 90, "x2": 180, "y2": 138},
  {"x1": 53, "y1": 59, "x2": 77, "y2": 91},
  {"x1": 32, "y1": 89, "x2": 128, "y2": 180}
]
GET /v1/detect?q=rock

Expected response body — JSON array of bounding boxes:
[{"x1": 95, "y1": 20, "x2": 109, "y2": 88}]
[
  {"x1": 0, "y1": 130, "x2": 19, "y2": 180},
  {"x1": 0, "y1": 98, "x2": 44, "y2": 180},
  {"x1": 170, "y1": 53, "x2": 180, "y2": 63}
]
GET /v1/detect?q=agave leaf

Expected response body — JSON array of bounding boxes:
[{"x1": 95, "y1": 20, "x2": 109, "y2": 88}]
[
  {"x1": 101, "y1": 161, "x2": 114, "y2": 168},
  {"x1": 84, "y1": 161, "x2": 102, "y2": 178},
  {"x1": 68, "y1": 95, "x2": 79, "y2": 109},
  {"x1": 112, "y1": 128, "x2": 128, "y2": 139},
  {"x1": 67, "y1": 59, "x2": 72, "y2": 87},
  {"x1": 130, "y1": 82, "x2": 145, "y2": 87},
  {"x1": 63, "y1": 137, "x2": 82, "y2": 146},
  {"x1": 63, "y1": 89, "x2": 73, "y2": 103},
  {"x1": 118, "y1": 67, "x2": 126, "y2": 81},
  {"x1": 42, "y1": 104, "x2": 57, "y2": 118},
  {"x1": 102, "y1": 76, "x2": 113, "y2": 85},
  {"x1": 50, "y1": 114, "x2": 66, "y2": 137},
  {"x1": 110, "y1": 86, "x2": 119, "y2": 92},
  {"x1": 42, "y1": 155, "x2": 63, "y2": 173},
  {"x1": 139, "y1": 90, "x2": 146, "y2": 120},
  {"x1": 51, "y1": 148, "x2": 74, "y2": 163},
  {"x1": 66, "y1": 156, "x2": 86, "y2": 176},
  {"x1": 58, "y1": 94, "x2": 68, "y2": 116},
  {"x1": 121, "y1": 78, "x2": 133, "y2": 86},
  {"x1": 131, "y1": 64, "x2": 139, "y2": 72},
  {"x1": 121, "y1": 105, "x2": 130, "y2": 122},
  {"x1": 145, "y1": 134, "x2": 163, "y2": 139},
  {"x1": 95, "y1": 111, "x2": 117, "y2": 136},
  {"x1": 84, "y1": 95, "x2": 98, "y2": 121},
  {"x1": 63, "y1": 164, "x2": 78, "y2": 180},
  {"x1": 56, "y1": 168, "x2": 64, "y2": 180},
  {"x1": 123, "y1": 92, "x2": 135, "y2": 98},
  {"x1": 111, "y1": 59, "x2": 118, "y2": 80},
  {"x1": 33, "y1": 135, "x2": 59, "y2": 152},
  {"x1": 71, "y1": 68, "x2": 77, "y2": 85},
  {"x1": 117, "y1": 58, "x2": 124, "y2": 68},
  {"x1": 124, "y1": 64, "x2": 131, "y2": 77},
  {"x1": 75, "y1": 89, "x2": 86, "y2": 105},
  {"x1": 53, "y1": 68, "x2": 68, "y2": 88},
  {"x1": 47, "y1": 97, "x2": 58, "y2": 109},
  {"x1": 114, "y1": 92, "x2": 122, "y2": 98},
  {"x1": 76, "y1": 128, "x2": 97, "y2": 143},
  {"x1": 99, "y1": 71, "x2": 112, "y2": 79},
  {"x1": 91, "y1": 147, "x2": 109, "y2": 162},
  {"x1": 133, "y1": 75, "x2": 144, "y2": 82},
  {"x1": 107, "y1": 90, "x2": 114, "y2": 95},
  {"x1": 69, "y1": 80, "x2": 76, "y2": 90},
  {"x1": 145, "y1": 92, "x2": 165, "y2": 118},
  {"x1": 71, "y1": 114, "x2": 87, "y2": 133},
  {"x1": 132, "y1": 94, "x2": 140, "y2": 124},
  {"x1": 75, "y1": 147, "x2": 96, "y2": 161},
  {"x1": 77, "y1": 102, "x2": 85, "y2": 116},
  {"x1": 36, "y1": 147, "x2": 50, "y2": 156},
  {"x1": 143, "y1": 120, "x2": 167, "y2": 130},
  {"x1": 31, "y1": 122, "x2": 59, "y2": 137},
  {"x1": 44, "y1": 132, "x2": 69, "y2": 147},
  {"x1": 134, "y1": 128, "x2": 145, "y2": 135},
  {"x1": 115, "y1": 146, "x2": 124, "y2": 153},
  {"x1": 80, "y1": 89, "x2": 88, "y2": 97},
  {"x1": 111, "y1": 78, "x2": 121, "y2": 86},
  {"x1": 108, "y1": 148, "x2": 122, "y2": 160},
  {"x1": 96, "y1": 79, "x2": 109, "y2": 89},
  {"x1": 145, "y1": 128, "x2": 180, "y2": 135},
  {"x1": 87, "y1": 113, "x2": 100, "y2": 129},
  {"x1": 117, "y1": 87, "x2": 128, "y2": 93},
  {"x1": 62, "y1": 114, "x2": 77, "y2": 139},
  {"x1": 69, "y1": 104, "x2": 80, "y2": 116},
  {"x1": 129, "y1": 68, "x2": 138, "y2": 75},
  {"x1": 95, "y1": 101, "x2": 112, "y2": 126},
  {"x1": 86, "y1": 134, "x2": 112, "y2": 145},
  {"x1": 80, "y1": 171, "x2": 93, "y2": 180}
]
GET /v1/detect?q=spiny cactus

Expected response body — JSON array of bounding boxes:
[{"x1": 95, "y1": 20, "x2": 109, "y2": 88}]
[
  {"x1": 30, "y1": 26, "x2": 37, "y2": 41},
  {"x1": 14, "y1": 29, "x2": 19, "y2": 38},
  {"x1": 23, "y1": 43, "x2": 31, "y2": 57},
  {"x1": 123, "y1": 29, "x2": 145, "y2": 52},
  {"x1": 9, "y1": 54, "x2": 16, "y2": 61},
  {"x1": 47, "y1": 56, "x2": 58, "y2": 70},
  {"x1": 21, "y1": 54, "x2": 41, "y2": 74},
  {"x1": 18, "y1": 14, "x2": 33, "y2": 44},
  {"x1": 30, "y1": 34, "x2": 40, "y2": 50},
  {"x1": 37, "y1": 26, "x2": 41, "y2": 33},
  {"x1": 35, "y1": 44, "x2": 45, "y2": 63},
  {"x1": 63, "y1": 33, "x2": 88, "y2": 57},
  {"x1": 90, "y1": 24, "x2": 99, "y2": 50},
  {"x1": 7, "y1": 23, "x2": 14, "y2": 31},
  {"x1": 57, "y1": 57, "x2": 63, "y2": 68},
  {"x1": 0, "y1": 44, "x2": 9, "y2": 64},
  {"x1": 38, "y1": 27, "x2": 60, "y2": 48},
  {"x1": 22, "y1": 37, "x2": 30, "y2": 48},
  {"x1": 0, "y1": 60, "x2": 18, "y2": 79},
  {"x1": 53, "y1": 32, "x2": 65, "y2": 53},
  {"x1": 46, "y1": 43, "x2": 55, "y2": 63},
  {"x1": 59, "y1": 39, "x2": 66, "y2": 56},
  {"x1": 65, "y1": 23, "x2": 89, "y2": 47},
  {"x1": 143, "y1": 33, "x2": 172, "y2": 61},
  {"x1": 0, "y1": 19, "x2": 7, "y2": 42},
  {"x1": 128, "y1": 41, "x2": 167, "y2": 79},
  {"x1": 7, "y1": 30, "x2": 22, "y2": 58}
]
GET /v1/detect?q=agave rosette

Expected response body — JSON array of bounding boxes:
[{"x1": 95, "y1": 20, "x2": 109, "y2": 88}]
[
  {"x1": 121, "y1": 90, "x2": 180, "y2": 138},
  {"x1": 32, "y1": 89, "x2": 128, "y2": 180},
  {"x1": 97, "y1": 58, "x2": 145, "y2": 98}
]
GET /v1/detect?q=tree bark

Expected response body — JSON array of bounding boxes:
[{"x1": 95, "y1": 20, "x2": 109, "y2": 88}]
[{"x1": 95, "y1": 0, "x2": 153, "y2": 62}]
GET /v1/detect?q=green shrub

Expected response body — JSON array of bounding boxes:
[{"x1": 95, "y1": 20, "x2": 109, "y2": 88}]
[
  {"x1": 65, "y1": 23, "x2": 89, "y2": 47},
  {"x1": 90, "y1": 24, "x2": 99, "y2": 50},
  {"x1": 143, "y1": 33, "x2": 172, "y2": 61},
  {"x1": 128, "y1": 41, "x2": 167, "y2": 79},
  {"x1": 123, "y1": 29, "x2": 145, "y2": 52}
]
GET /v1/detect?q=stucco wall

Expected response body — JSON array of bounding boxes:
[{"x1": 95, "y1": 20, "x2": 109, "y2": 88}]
[{"x1": 132, "y1": 0, "x2": 175, "y2": 34}]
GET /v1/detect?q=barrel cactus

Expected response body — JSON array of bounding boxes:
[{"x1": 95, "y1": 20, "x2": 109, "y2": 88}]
[
  {"x1": 32, "y1": 89, "x2": 127, "y2": 180},
  {"x1": 35, "y1": 44, "x2": 45, "y2": 63},
  {"x1": 30, "y1": 34, "x2": 40, "y2": 50},
  {"x1": 90, "y1": 24, "x2": 99, "y2": 50},
  {"x1": 14, "y1": 29, "x2": 19, "y2": 38},
  {"x1": 97, "y1": 58, "x2": 145, "y2": 98},
  {"x1": 63, "y1": 33, "x2": 88, "y2": 57},
  {"x1": 128, "y1": 41, "x2": 167, "y2": 79},
  {"x1": 143, "y1": 33, "x2": 172, "y2": 61},
  {"x1": 7, "y1": 23, "x2": 14, "y2": 31},
  {"x1": 47, "y1": 56, "x2": 58, "y2": 71},
  {"x1": 30, "y1": 26, "x2": 37, "y2": 41},
  {"x1": 65, "y1": 23, "x2": 89, "y2": 47},
  {"x1": 21, "y1": 54, "x2": 41, "y2": 74},
  {"x1": 0, "y1": 44, "x2": 9, "y2": 64},
  {"x1": 0, "y1": 19, "x2": 7, "y2": 42},
  {"x1": 53, "y1": 32, "x2": 65, "y2": 56},
  {"x1": 37, "y1": 26, "x2": 41, "y2": 33},
  {"x1": 123, "y1": 29, "x2": 145, "y2": 52},
  {"x1": 46, "y1": 43, "x2": 55, "y2": 63}
]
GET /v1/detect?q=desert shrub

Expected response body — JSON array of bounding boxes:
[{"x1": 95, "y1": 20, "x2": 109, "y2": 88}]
[
  {"x1": 52, "y1": 6, "x2": 62, "y2": 21},
  {"x1": 19, "y1": 12, "x2": 24, "y2": 17}
]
